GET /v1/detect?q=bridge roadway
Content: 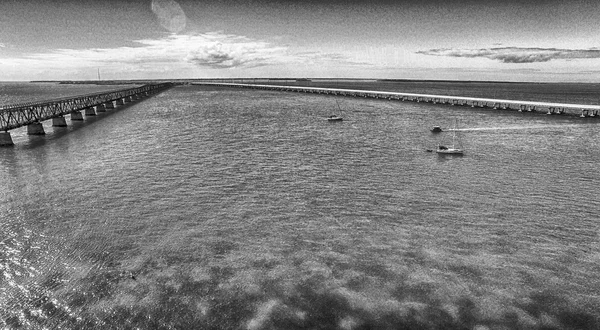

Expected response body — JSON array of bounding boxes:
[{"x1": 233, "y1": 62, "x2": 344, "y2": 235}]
[
  {"x1": 0, "y1": 83, "x2": 174, "y2": 146},
  {"x1": 196, "y1": 82, "x2": 600, "y2": 118}
]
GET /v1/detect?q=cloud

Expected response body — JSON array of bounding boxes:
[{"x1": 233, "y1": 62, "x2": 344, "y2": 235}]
[
  {"x1": 70, "y1": 33, "x2": 361, "y2": 70},
  {"x1": 151, "y1": 0, "x2": 187, "y2": 33},
  {"x1": 20, "y1": 33, "x2": 288, "y2": 70},
  {"x1": 0, "y1": 32, "x2": 365, "y2": 80},
  {"x1": 417, "y1": 47, "x2": 600, "y2": 63},
  {"x1": 184, "y1": 34, "x2": 287, "y2": 69},
  {"x1": 0, "y1": 43, "x2": 5, "y2": 48}
]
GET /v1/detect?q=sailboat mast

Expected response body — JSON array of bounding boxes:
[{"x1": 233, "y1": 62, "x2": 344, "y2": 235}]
[{"x1": 452, "y1": 119, "x2": 457, "y2": 148}]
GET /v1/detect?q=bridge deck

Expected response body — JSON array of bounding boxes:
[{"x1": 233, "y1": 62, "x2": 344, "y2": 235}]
[
  {"x1": 196, "y1": 82, "x2": 600, "y2": 115},
  {"x1": 0, "y1": 83, "x2": 173, "y2": 131}
]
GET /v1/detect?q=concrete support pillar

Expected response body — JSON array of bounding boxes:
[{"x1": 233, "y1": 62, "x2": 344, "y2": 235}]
[
  {"x1": 104, "y1": 101, "x2": 115, "y2": 110},
  {"x1": 70, "y1": 110, "x2": 84, "y2": 121},
  {"x1": 115, "y1": 98, "x2": 124, "y2": 106},
  {"x1": 0, "y1": 132, "x2": 14, "y2": 146},
  {"x1": 85, "y1": 107, "x2": 96, "y2": 116},
  {"x1": 27, "y1": 122, "x2": 45, "y2": 135},
  {"x1": 52, "y1": 116, "x2": 68, "y2": 127},
  {"x1": 96, "y1": 104, "x2": 106, "y2": 113}
]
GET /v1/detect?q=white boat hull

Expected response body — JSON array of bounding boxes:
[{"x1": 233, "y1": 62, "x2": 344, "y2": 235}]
[{"x1": 436, "y1": 148, "x2": 463, "y2": 155}]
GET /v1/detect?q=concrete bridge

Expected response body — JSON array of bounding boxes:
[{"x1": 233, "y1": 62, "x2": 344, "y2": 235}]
[
  {"x1": 0, "y1": 83, "x2": 173, "y2": 146},
  {"x1": 196, "y1": 82, "x2": 600, "y2": 118}
]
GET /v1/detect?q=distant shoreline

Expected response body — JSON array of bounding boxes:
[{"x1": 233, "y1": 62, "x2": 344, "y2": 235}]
[{"x1": 26, "y1": 78, "x2": 598, "y2": 85}]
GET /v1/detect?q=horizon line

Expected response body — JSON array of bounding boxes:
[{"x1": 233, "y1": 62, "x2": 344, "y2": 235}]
[{"x1": 13, "y1": 78, "x2": 598, "y2": 85}]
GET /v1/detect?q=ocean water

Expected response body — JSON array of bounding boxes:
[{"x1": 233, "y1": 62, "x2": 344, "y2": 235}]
[{"x1": 1, "y1": 83, "x2": 599, "y2": 329}]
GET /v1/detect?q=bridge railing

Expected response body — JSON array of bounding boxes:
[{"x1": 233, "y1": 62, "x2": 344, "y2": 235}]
[
  {"x1": 0, "y1": 83, "x2": 173, "y2": 131},
  {"x1": 0, "y1": 84, "x2": 167, "y2": 111}
]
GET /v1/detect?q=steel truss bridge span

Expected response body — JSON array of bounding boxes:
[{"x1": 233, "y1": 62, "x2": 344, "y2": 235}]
[{"x1": 0, "y1": 83, "x2": 173, "y2": 132}]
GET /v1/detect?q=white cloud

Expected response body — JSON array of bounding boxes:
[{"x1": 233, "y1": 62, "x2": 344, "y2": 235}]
[
  {"x1": 417, "y1": 47, "x2": 600, "y2": 63},
  {"x1": 0, "y1": 33, "x2": 289, "y2": 78},
  {"x1": 0, "y1": 32, "x2": 369, "y2": 80}
]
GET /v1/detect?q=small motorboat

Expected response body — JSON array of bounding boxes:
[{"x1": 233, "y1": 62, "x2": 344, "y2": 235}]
[{"x1": 431, "y1": 126, "x2": 442, "y2": 132}]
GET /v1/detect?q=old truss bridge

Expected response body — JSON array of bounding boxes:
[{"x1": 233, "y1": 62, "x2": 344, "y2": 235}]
[{"x1": 0, "y1": 83, "x2": 173, "y2": 146}]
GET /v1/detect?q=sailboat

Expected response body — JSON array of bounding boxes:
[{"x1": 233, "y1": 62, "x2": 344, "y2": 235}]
[
  {"x1": 436, "y1": 120, "x2": 463, "y2": 155},
  {"x1": 327, "y1": 99, "x2": 343, "y2": 121}
]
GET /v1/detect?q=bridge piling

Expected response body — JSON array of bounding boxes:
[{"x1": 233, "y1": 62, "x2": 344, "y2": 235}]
[
  {"x1": 85, "y1": 107, "x2": 96, "y2": 116},
  {"x1": 52, "y1": 116, "x2": 67, "y2": 127},
  {"x1": 0, "y1": 132, "x2": 14, "y2": 146},
  {"x1": 27, "y1": 122, "x2": 45, "y2": 135},
  {"x1": 70, "y1": 110, "x2": 84, "y2": 121}
]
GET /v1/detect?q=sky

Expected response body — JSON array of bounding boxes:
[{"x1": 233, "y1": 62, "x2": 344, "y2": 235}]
[{"x1": 1, "y1": 0, "x2": 599, "y2": 82}]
